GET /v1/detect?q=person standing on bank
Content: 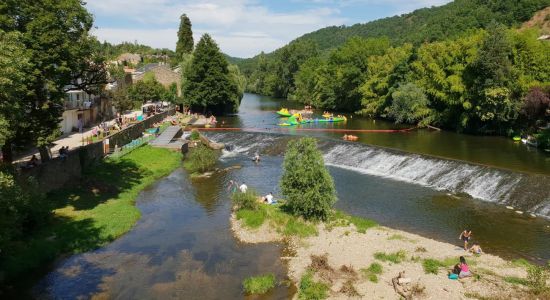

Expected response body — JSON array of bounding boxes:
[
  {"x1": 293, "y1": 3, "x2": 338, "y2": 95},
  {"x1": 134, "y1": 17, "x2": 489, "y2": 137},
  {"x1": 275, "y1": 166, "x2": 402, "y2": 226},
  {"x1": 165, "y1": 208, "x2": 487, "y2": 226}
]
[{"x1": 459, "y1": 229, "x2": 472, "y2": 251}]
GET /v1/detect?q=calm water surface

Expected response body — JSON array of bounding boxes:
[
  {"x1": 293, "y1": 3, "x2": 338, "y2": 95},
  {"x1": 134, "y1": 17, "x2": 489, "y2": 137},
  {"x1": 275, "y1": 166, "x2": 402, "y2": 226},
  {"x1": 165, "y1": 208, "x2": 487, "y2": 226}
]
[
  {"x1": 219, "y1": 93, "x2": 550, "y2": 175},
  {"x1": 35, "y1": 167, "x2": 294, "y2": 299}
]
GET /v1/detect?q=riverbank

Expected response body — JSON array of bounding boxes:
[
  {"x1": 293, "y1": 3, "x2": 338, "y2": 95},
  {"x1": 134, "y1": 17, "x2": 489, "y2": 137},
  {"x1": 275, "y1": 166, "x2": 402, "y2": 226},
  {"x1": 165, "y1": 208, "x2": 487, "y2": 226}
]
[
  {"x1": 0, "y1": 146, "x2": 181, "y2": 294},
  {"x1": 231, "y1": 207, "x2": 548, "y2": 299}
]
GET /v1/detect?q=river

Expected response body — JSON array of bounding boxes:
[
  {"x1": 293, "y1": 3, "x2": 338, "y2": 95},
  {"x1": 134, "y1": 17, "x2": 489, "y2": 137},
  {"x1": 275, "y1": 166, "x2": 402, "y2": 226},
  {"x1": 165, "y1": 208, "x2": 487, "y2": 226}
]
[
  {"x1": 34, "y1": 93, "x2": 550, "y2": 298},
  {"x1": 218, "y1": 93, "x2": 550, "y2": 176}
]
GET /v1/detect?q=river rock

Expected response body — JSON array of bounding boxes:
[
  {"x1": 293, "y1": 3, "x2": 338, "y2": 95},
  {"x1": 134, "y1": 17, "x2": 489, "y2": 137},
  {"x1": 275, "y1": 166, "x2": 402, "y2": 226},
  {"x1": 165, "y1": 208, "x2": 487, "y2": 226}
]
[
  {"x1": 515, "y1": 210, "x2": 523, "y2": 215},
  {"x1": 506, "y1": 206, "x2": 514, "y2": 210}
]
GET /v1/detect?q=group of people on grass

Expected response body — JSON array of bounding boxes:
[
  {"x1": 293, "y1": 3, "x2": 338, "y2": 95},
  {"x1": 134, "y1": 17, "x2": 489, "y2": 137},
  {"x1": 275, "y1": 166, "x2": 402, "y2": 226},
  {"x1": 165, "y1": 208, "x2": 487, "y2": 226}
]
[
  {"x1": 450, "y1": 229, "x2": 484, "y2": 279},
  {"x1": 227, "y1": 180, "x2": 276, "y2": 204}
]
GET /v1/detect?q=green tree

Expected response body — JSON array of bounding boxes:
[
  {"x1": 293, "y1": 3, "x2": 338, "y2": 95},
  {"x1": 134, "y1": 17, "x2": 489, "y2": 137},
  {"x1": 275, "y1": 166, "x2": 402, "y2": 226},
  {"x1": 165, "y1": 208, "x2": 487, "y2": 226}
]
[
  {"x1": 387, "y1": 83, "x2": 432, "y2": 126},
  {"x1": 466, "y1": 22, "x2": 518, "y2": 132},
  {"x1": 359, "y1": 44, "x2": 413, "y2": 117},
  {"x1": 280, "y1": 138, "x2": 337, "y2": 221},
  {"x1": 176, "y1": 14, "x2": 194, "y2": 61},
  {"x1": 0, "y1": 0, "x2": 106, "y2": 162},
  {"x1": 315, "y1": 37, "x2": 390, "y2": 111},
  {"x1": 111, "y1": 86, "x2": 134, "y2": 112},
  {"x1": 0, "y1": 30, "x2": 32, "y2": 156},
  {"x1": 128, "y1": 74, "x2": 165, "y2": 104},
  {"x1": 182, "y1": 34, "x2": 241, "y2": 114}
]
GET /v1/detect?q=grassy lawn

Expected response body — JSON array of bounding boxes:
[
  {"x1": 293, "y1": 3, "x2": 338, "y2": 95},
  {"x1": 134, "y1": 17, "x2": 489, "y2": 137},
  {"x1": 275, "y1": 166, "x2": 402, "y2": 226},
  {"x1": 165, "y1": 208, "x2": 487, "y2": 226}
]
[
  {"x1": 235, "y1": 202, "x2": 378, "y2": 239},
  {"x1": 1, "y1": 145, "x2": 181, "y2": 284}
]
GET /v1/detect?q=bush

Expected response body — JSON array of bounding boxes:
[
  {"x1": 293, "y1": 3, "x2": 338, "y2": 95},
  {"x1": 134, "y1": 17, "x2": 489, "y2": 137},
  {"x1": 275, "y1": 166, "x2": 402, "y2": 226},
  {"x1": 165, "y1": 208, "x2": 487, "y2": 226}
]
[
  {"x1": 243, "y1": 273, "x2": 276, "y2": 294},
  {"x1": 183, "y1": 144, "x2": 218, "y2": 174},
  {"x1": 0, "y1": 171, "x2": 50, "y2": 253},
  {"x1": 362, "y1": 262, "x2": 383, "y2": 283},
  {"x1": 298, "y1": 270, "x2": 329, "y2": 300},
  {"x1": 280, "y1": 138, "x2": 337, "y2": 221},
  {"x1": 231, "y1": 189, "x2": 260, "y2": 211},
  {"x1": 374, "y1": 250, "x2": 407, "y2": 264},
  {"x1": 190, "y1": 129, "x2": 200, "y2": 140},
  {"x1": 527, "y1": 265, "x2": 549, "y2": 294}
]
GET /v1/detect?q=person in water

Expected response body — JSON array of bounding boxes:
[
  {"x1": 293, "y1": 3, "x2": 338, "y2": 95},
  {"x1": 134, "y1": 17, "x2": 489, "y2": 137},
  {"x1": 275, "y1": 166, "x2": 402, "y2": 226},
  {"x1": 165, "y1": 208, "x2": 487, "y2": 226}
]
[
  {"x1": 469, "y1": 243, "x2": 483, "y2": 255},
  {"x1": 253, "y1": 152, "x2": 260, "y2": 163},
  {"x1": 227, "y1": 180, "x2": 237, "y2": 193},
  {"x1": 459, "y1": 229, "x2": 472, "y2": 250}
]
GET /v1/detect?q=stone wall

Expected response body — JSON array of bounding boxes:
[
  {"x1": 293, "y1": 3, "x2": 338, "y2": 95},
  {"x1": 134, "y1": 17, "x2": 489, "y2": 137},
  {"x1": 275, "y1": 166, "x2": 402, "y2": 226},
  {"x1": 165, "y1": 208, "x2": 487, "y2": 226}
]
[
  {"x1": 107, "y1": 110, "x2": 174, "y2": 150},
  {"x1": 18, "y1": 109, "x2": 175, "y2": 193}
]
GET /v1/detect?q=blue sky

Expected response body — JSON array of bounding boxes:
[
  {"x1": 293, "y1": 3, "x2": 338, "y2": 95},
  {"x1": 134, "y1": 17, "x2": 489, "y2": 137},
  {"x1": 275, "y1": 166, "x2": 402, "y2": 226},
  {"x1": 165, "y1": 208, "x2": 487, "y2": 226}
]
[{"x1": 87, "y1": 0, "x2": 451, "y2": 58}]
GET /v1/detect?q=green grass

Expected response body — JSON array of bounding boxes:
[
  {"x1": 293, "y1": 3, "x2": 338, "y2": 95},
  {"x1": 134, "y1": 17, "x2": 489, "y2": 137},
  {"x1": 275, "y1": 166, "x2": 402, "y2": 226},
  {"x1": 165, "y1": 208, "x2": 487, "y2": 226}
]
[
  {"x1": 504, "y1": 276, "x2": 529, "y2": 286},
  {"x1": 361, "y1": 262, "x2": 383, "y2": 283},
  {"x1": 1, "y1": 146, "x2": 181, "y2": 283},
  {"x1": 512, "y1": 258, "x2": 533, "y2": 268},
  {"x1": 236, "y1": 209, "x2": 266, "y2": 228},
  {"x1": 284, "y1": 218, "x2": 318, "y2": 237},
  {"x1": 243, "y1": 273, "x2": 276, "y2": 294},
  {"x1": 325, "y1": 211, "x2": 378, "y2": 233},
  {"x1": 235, "y1": 203, "x2": 317, "y2": 237},
  {"x1": 298, "y1": 270, "x2": 329, "y2": 300},
  {"x1": 374, "y1": 250, "x2": 407, "y2": 264},
  {"x1": 422, "y1": 259, "x2": 443, "y2": 274},
  {"x1": 232, "y1": 189, "x2": 260, "y2": 211}
]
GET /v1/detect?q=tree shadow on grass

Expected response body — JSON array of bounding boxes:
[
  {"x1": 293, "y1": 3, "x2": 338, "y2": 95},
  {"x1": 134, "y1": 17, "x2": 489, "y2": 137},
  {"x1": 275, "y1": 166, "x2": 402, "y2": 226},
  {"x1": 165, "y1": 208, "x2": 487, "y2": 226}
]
[
  {"x1": 1, "y1": 216, "x2": 111, "y2": 298},
  {"x1": 47, "y1": 158, "x2": 146, "y2": 211}
]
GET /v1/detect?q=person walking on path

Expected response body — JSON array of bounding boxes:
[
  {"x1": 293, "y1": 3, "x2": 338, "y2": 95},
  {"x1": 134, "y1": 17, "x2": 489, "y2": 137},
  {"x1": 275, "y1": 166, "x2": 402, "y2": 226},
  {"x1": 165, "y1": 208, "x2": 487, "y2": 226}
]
[{"x1": 459, "y1": 229, "x2": 472, "y2": 251}]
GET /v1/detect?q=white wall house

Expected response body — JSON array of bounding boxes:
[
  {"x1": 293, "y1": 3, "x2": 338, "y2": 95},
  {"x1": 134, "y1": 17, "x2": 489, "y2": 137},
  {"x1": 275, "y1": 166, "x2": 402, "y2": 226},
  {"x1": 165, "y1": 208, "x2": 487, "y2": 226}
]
[{"x1": 59, "y1": 89, "x2": 99, "y2": 134}]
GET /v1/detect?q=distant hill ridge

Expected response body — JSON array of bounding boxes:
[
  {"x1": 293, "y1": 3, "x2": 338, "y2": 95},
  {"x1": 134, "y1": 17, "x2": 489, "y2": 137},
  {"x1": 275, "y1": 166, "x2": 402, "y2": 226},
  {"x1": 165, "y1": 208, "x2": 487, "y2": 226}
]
[{"x1": 236, "y1": 0, "x2": 550, "y2": 70}]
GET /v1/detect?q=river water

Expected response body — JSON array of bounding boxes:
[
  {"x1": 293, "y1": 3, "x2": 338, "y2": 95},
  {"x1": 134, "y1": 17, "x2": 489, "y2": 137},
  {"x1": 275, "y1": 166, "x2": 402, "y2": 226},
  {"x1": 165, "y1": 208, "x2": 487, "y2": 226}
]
[
  {"x1": 35, "y1": 168, "x2": 295, "y2": 299},
  {"x1": 219, "y1": 93, "x2": 550, "y2": 175},
  {"x1": 35, "y1": 93, "x2": 550, "y2": 298}
]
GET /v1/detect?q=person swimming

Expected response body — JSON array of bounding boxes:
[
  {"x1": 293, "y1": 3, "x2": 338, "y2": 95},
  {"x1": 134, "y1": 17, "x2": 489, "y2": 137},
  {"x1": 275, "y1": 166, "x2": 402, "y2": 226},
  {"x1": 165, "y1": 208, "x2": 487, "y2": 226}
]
[
  {"x1": 469, "y1": 243, "x2": 483, "y2": 255},
  {"x1": 253, "y1": 152, "x2": 260, "y2": 163}
]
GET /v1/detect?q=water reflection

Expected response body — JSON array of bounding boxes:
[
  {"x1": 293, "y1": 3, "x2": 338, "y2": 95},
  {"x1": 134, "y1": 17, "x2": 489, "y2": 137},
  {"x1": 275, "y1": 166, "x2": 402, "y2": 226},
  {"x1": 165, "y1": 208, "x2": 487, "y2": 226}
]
[{"x1": 35, "y1": 169, "x2": 293, "y2": 299}]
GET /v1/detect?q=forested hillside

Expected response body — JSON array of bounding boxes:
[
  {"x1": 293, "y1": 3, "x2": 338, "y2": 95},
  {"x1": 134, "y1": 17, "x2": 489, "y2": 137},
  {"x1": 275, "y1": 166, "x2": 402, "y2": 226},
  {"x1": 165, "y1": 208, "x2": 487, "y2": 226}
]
[{"x1": 237, "y1": 0, "x2": 550, "y2": 140}]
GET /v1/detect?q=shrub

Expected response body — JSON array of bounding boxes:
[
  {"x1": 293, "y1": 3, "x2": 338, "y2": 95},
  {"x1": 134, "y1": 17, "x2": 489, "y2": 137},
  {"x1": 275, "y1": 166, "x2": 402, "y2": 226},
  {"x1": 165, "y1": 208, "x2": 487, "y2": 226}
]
[
  {"x1": 526, "y1": 265, "x2": 549, "y2": 294},
  {"x1": 190, "y1": 129, "x2": 200, "y2": 140},
  {"x1": 243, "y1": 273, "x2": 276, "y2": 295},
  {"x1": 0, "y1": 171, "x2": 50, "y2": 253},
  {"x1": 280, "y1": 138, "x2": 337, "y2": 221},
  {"x1": 231, "y1": 189, "x2": 260, "y2": 211},
  {"x1": 298, "y1": 270, "x2": 329, "y2": 300},
  {"x1": 374, "y1": 250, "x2": 407, "y2": 264},
  {"x1": 183, "y1": 144, "x2": 218, "y2": 174}
]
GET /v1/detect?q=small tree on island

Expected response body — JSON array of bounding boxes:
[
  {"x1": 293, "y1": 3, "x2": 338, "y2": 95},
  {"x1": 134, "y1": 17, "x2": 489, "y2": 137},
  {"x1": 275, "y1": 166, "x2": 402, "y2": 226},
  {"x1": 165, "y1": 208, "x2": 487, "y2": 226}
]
[{"x1": 280, "y1": 138, "x2": 337, "y2": 221}]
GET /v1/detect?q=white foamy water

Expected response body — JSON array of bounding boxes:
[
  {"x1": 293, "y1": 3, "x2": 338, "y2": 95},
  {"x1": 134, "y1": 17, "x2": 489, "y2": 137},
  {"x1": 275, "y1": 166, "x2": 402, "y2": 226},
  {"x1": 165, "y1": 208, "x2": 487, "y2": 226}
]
[{"x1": 206, "y1": 132, "x2": 550, "y2": 216}]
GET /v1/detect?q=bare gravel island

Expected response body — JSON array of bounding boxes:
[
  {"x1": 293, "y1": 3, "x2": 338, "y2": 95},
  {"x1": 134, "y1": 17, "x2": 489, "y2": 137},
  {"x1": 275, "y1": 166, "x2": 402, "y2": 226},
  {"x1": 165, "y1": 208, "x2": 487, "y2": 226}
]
[{"x1": 231, "y1": 212, "x2": 547, "y2": 300}]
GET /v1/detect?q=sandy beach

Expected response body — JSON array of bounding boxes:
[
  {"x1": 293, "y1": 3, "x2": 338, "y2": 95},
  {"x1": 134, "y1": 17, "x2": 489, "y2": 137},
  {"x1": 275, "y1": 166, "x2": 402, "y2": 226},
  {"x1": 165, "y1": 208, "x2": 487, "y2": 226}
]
[{"x1": 231, "y1": 213, "x2": 545, "y2": 299}]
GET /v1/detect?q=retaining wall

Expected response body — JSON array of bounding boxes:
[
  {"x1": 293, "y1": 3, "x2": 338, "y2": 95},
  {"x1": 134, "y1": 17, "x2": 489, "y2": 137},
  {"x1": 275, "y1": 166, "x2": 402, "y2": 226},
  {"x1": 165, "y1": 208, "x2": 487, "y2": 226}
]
[{"x1": 18, "y1": 109, "x2": 175, "y2": 193}]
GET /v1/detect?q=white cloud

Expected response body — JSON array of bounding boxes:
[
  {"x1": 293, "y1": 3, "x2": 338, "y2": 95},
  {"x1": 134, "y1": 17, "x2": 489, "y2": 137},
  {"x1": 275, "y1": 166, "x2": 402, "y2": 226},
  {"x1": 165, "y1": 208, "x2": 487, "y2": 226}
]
[
  {"x1": 87, "y1": 0, "x2": 345, "y2": 57},
  {"x1": 87, "y1": 0, "x2": 450, "y2": 57}
]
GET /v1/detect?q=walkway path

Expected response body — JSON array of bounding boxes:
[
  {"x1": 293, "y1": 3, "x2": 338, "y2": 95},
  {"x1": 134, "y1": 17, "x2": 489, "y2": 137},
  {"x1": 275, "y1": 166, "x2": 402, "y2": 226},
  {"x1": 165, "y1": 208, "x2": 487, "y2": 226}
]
[{"x1": 13, "y1": 110, "x2": 141, "y2": 164}]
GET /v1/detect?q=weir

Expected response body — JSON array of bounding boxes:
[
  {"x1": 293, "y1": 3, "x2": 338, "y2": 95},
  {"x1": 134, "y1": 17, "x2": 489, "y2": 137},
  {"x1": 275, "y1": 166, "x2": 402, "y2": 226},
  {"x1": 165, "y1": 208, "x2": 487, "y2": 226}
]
[{"x1": 205, "y1": 131, "x2": 550, "y2": 218}]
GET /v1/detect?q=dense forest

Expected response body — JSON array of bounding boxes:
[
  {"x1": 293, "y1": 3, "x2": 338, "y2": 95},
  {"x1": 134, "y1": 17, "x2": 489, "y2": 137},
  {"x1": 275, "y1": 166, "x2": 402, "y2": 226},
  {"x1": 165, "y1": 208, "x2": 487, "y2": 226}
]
[{"x1": 237, "y1": 0, "x2": 550, "y2": 142}]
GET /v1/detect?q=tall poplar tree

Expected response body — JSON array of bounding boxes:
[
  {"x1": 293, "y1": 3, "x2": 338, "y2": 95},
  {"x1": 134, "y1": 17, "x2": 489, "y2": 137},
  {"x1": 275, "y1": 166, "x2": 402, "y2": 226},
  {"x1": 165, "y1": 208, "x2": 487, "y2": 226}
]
[
  {"x1": 176, "y1": 14, "x2": 194, "y2": 61},
  {"x1": 182, "y1": 34, "x2": 241, "y2": 114}
]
